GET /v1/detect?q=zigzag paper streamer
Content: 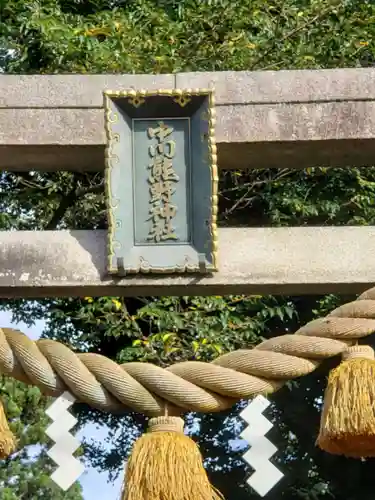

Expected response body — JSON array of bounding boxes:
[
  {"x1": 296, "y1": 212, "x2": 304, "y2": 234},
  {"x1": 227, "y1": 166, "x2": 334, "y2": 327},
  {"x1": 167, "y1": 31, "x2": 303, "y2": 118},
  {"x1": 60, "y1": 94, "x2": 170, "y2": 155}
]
[
  {"x1": 240, "y1": 395, "x2": 284, "y2": 497},
  {"x1": 46, "y1": 391, "x2": 85, "y2": 491}
]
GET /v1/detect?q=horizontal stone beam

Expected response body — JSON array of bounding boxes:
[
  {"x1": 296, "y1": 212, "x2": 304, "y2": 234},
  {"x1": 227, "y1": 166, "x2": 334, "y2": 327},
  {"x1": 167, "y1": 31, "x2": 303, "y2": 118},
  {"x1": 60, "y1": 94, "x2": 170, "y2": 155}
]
[
  {"x1": 1, "y1": 68, "x2": 374, "y2": 108},
  {"x1": 0, "y1": 227, "x2": 374, "y2": 298},
  {"x1": 1, "y1": 68, "x2": 375, "y2": 171}
]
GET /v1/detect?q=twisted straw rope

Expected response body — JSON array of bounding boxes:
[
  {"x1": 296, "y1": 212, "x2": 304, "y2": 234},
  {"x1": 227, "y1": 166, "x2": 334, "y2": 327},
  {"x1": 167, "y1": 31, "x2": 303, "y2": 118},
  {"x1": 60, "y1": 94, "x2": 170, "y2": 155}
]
[{"x1": 2, "y1": 288, "x2": 375, "y2": 416}]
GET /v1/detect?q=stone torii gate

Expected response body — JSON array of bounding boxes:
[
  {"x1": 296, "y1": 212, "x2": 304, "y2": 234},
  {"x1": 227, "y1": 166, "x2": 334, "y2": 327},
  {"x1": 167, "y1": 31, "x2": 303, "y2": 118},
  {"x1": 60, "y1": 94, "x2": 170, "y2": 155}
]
[
  {"x1": 1, "y1": 67, "x2": 375, "y2": 498},
  {"x1": 1, "y1": 68, "x2": 375, "y2": 298}
]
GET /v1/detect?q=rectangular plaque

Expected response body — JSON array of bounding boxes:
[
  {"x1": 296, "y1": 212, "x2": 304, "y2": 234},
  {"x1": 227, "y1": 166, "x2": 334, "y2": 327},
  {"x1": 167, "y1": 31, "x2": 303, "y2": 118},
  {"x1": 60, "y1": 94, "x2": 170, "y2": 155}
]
[{"x1": 104, "y1": 89, "x2": 218, "y2": 275}]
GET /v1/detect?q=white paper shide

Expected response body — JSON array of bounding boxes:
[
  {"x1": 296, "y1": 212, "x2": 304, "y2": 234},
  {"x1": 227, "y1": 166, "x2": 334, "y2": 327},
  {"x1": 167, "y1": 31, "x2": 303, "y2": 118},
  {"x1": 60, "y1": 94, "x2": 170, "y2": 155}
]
[
  {"x1": 240, "y1": 395, "x2": 284, "y2": 497},
  {"x1": 45, "y1": 391, "x2": 85, "y2": 491}
]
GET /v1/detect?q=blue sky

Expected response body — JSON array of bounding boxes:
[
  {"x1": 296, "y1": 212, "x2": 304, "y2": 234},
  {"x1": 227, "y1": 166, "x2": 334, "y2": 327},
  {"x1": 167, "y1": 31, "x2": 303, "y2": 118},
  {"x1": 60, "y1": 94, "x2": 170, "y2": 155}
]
[{"x1": 0, "y1": 310, "x2": 122, "y2": 500}]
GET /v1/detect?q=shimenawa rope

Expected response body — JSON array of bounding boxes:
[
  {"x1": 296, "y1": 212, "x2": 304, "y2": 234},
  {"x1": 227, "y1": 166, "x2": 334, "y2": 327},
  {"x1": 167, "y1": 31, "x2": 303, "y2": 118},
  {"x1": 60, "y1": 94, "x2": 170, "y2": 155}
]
[
  {"x1": 1, "y1": 288, "x2": 375, "y2": 415},
  {"x1": 3, "y1": 288, "x2": 375, "y2": 498}
]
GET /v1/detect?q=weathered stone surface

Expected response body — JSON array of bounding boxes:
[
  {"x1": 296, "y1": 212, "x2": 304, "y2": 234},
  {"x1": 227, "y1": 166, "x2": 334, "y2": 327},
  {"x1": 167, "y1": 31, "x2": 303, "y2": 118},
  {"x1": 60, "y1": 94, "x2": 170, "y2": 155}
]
[
  {"x1": 0, "y1": 145, "x2": 104, "y2": 172},
  {"x1": 217, "y1": 101, "x2": 375, "y2": 142},
  {"x1": 2, "y1": 99, "x2": 375, "y2": 170},
  {"x1": 5, "y1": 101, "x2": 375, "y2": 145},
  {"x1": 0, "y1": 74, "x2": 175, "y2": 108},
  {"x1": 0, "y1": 227, "x2": 374, "y2": 298},
  {"x1": 1, "y1": 68, "x2": 374, "y2": 107},
  {"x1": 176, "y1": 68, "x2": 375, "y2": 104},
  {"x1": 1, "y1": 68, "x2": 375, "y2": 170},
  {"x1": 0, "y1": 109, "x2": 103, "y2": 145}
]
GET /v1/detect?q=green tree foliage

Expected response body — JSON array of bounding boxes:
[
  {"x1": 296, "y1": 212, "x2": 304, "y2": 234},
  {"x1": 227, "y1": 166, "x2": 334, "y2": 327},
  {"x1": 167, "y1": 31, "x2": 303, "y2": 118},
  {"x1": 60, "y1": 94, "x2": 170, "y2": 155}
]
[
  {"x1": 1, "y1": 0, "x2": 375, "y2": 73},
  {"x1": 1, "y1": 0, "x2": 375, "y2": 499}
]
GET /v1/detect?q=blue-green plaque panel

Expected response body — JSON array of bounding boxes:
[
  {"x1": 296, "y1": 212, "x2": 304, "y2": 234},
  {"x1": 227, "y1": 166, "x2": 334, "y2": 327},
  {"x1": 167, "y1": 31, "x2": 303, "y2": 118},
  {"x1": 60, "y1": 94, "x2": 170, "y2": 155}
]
[{"x1": 104, "y1": 89, "x2": 218, "y2": 275}]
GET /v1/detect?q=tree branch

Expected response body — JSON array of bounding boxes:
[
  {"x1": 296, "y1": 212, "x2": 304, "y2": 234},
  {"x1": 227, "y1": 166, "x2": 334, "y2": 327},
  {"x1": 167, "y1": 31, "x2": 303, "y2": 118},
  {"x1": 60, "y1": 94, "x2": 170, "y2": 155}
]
[
  {"x1": 45, "y1": 182, "x2": 104, "y2": 230},
  {"x1": 251, "y1": 2, "x2": 342, "y2": 70}
]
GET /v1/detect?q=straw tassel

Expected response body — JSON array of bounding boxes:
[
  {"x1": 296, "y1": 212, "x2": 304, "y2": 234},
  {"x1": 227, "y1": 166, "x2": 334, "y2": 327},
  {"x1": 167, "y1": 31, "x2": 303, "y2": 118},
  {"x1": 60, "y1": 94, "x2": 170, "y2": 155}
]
[
  {"x1": 317, "y1": 345, "x2": 375, "y2": 458},
  {"x1": 0, "y1": 398, "x2": 16, "y2": 459},
  {"x1": 122, "y1": 416, "x2": 223, "y2": 500}
]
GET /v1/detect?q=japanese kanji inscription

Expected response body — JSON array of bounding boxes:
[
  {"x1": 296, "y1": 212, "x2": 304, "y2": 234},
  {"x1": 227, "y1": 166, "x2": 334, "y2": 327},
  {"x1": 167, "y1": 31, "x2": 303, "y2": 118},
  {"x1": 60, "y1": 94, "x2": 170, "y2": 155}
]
[{"x1": 147, "y1": 121, "x2": 179, "y2": 243}]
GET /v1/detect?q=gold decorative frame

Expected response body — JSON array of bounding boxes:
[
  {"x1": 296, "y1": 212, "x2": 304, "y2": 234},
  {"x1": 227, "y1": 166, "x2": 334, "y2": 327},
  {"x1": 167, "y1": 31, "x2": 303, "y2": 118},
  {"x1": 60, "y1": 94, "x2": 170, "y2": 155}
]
[{"x1": 103, "y1": 88, "x2": 218, "y2": 275}]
